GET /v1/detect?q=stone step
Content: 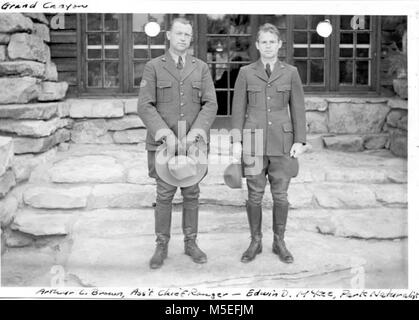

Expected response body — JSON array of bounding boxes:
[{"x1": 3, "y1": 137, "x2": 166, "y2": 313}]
[
  {"x1": 32, "y1": 149, "x2": 407, "y2": 186},
  {"x1": 21, "y1": 181, "x2": 407, "y2": 211},
  {"x1": 10, "y1": 206, "x2": 407, "y2": 240}
]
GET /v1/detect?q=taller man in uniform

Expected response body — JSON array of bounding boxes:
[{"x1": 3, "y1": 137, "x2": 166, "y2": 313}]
[
  {"x1": 232, "y1": 23, "x2": 306, "y2": 264},
  {"x1": 137, "y1": 18, "x2": 218, "y2": 269}
]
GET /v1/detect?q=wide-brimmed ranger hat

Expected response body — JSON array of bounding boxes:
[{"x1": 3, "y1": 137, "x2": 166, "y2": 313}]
[
  {"x1": 155, "y1": 141, "x2": 208, "y2": 187},
  {"x1": 223, "y1": 161, "x2": 243, "y2": 189}
]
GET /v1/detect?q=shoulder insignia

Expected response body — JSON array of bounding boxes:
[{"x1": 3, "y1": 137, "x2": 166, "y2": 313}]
[{"x1": 140, "y1": 79, "x2": 147, "y2": 88}]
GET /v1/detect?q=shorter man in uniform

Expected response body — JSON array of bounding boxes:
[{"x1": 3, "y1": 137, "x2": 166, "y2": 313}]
[{"x1": 232, "y1": 23, "x2": 306, "y2": 264}]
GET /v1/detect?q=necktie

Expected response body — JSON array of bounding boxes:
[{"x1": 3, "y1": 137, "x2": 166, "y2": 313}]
[
  {"x1": 266, "y1": 63, "x2": 271, "y2": 78},
  {"x1": 177, "y1": 56, "x2": 183, "y2": 70}
]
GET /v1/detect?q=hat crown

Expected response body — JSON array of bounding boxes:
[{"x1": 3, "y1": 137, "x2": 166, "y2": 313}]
[{"x1": 168, "y1": 155, "x2": 198, "y2": 180}]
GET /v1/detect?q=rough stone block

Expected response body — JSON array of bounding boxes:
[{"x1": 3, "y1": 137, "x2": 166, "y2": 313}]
[
  {"x1": 113, "y1": 129, "x2": 146, "y2": 144},
  {"x1": 0, "y1": 170, "x2": 16, "y2": 199},
  {"x1": 0, "y1": 193, "x2": 19, "y2": 227},
  {"x1": 0, "y1": 117, "x2": 72, "y2": 137},
  {"x1": 0, "y1": 45, "x2": 6, "y2": 61},
  {"x1": 8, "y1": 33, "x2": 50, "y2": 63},
  {"x1": 387, "y1": 97, "x2": 408, "y2": 110},
  {"x1": 49, "y1": 155, "x2": 126, "y2": 184},
  {"x1": 89, "y1": 184, "x2": 156, "y2": 209},
  {"x1": 0, "y1": 76, "x2": 39, "y2": 104},
  {"x1": 306, "y1": 111, "x2": 328, "y2": 133},
  {"x1": 24, "y1": 185, "x2": 92, "y2": 209},
  {"x1": 0, "y1": 61, "x2": 46, "y2": 78},
  {"x1": 13, "y1": 128, "x2": 70, "y2": 154},
  {"x1": 71, "y1": 119, "x2": 113, "y2": 144},
  {"x1": 0, "y1": 136, "x2": 14, "y2": 176},
  {"x1": 0, "y1": 33, "x2": 11, "y2": 44},
  {"x1": 0, "y1": 102, "x2": 66, "y2": 120},
  {"x1": 328, "y1": 102, "x2": 390, "y2": 134},
  {"x1": 68, "y1": 99, "x2": 124, "y2": 118},
  {"x1": 11, "y1": 210, "x2": 72, "y2": 236},
  {"x1": 305, "y1": 97, "x2": 328, "y2": 111},
  {"x1": 33, "y1": 23, "x2": 50, "y2": 42},
  {"x1": 323, "y1": 135, "x2": 364, "y2": 152},
  {"x1": 389, "y1": 131, "x2": 407, "y2": 158},
  {"x1": 0, "y1": 13, "x2": 33, "y2": 33},
  {"x1": 363, "y1": 134, "x2": 389, "y2": 150},
  {"x1": 44, "y1": 61, "x2": 58, "y2": 81},
  {"x1": 37, "y1": 81, "x2": 68, "y2": 101},
  {"x1": 12, "y1": 148, "x2": 56, "y2": 183},
  {"x1": 124, "y1": 99, "x2": 139, "y2": 114},
  {"x1": 106, "y1": 115, "x2": 145, "y2": 131}
]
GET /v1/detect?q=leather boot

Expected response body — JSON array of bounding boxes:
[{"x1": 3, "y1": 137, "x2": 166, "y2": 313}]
[
  {"x1": 149, "y1": 202, "x2": 172, "y2": 269},
  {"x1": 272, "y1": 202, "x2": 294, "y2": 264},
  {"x1": 183, "y1": 202, "x2": 207, "y2": 264},
  {"x1": 241, "y1": 201, "x2": 263, "y2": 263}
]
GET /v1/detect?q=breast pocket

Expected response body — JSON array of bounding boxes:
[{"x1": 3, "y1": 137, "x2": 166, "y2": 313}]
[
  {"x1": 157, "y1": 81, "x2": 172, "y2": 103},
  {"x1": 192, "y1": 81, "x2": 202, "y2": 103},
  {"x1": 276, "y1": 84, "x2": 291, "y2": 109},
  {"x1": 247, "y1": 85, "x2": 262, "y2": 107}
]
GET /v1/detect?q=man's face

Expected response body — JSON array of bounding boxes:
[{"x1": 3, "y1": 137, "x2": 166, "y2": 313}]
[
  {"x1": 167, "y1": 22, "x2": 193, "y2": 54},
  {"x1": 255, "y1": 31, "x2": 282, "y2": 60}
]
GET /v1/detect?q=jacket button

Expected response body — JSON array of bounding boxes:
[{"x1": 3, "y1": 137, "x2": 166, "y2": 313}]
[
  {"x1": 181, "y1": 92, "x2": 184, "y2": 96},
  {"x1": 180, "y1": 81, "x2": 184, "y2": 85},
  {"x1": 267, "y1": 84, "x2": 271, "y2": 87},
  {"x1": 268, "y1": 109, "x2": 271, "y2": 112},
  {"x1": 180, "y1": 113, "x2": 184, "y2": 117},
  {"x1": 267, "y1": 96, "x2": 271, "y2": 100},
  {"x1": 268, "y1": 121, "x2": 272, "y2": 125},
  {"x1": 181, "y1": 102, "x2": 185, "y2": 106}
]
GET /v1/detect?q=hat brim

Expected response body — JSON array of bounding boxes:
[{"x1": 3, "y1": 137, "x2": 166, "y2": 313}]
[
  {"x1": 223, "y1": 162, "x2": 243, "y2": 189},
  {"x1": 155, "y1": 143, "x2": 208, "y2": 187}
]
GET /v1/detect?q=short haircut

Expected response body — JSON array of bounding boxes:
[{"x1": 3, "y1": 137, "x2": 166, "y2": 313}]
[
  {"x1": 170, "y1": 17, "x2": 193, "y2": 31},
  {"x1": 257, "y1": 23, "x2": 281, "y2": 42}
]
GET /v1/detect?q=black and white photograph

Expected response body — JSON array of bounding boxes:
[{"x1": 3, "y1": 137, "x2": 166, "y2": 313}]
[{"x1": 0, "y1": 0, "x2": 416, "y2": 298}]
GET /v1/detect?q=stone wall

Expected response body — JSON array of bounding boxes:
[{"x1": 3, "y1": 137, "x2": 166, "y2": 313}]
[
  {"x1": 305, "y1": 96, "x2": 407, "y2": 157},
  {"x1": 0, "y1": 13, "x2": 69, "y2": 250}
]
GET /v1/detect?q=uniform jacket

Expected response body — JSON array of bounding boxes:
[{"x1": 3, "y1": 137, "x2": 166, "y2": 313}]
[
  {"x1": 137, "y1": 52, "x2": 218, "y2": 151},
  {"x1": 231, "y1": 59, "x2": 306, "y2": 156}
]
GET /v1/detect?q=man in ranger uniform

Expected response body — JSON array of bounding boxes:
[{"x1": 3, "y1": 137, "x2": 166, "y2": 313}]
[
  {"x1": 137, "y1": 17, "x2": 218, "y2": 269},
  {"x1": 231, "y1": 23, "x2": 306, "y2": 264}
]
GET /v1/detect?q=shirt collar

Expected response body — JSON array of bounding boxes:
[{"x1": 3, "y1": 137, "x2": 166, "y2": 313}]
[
  {"x1": 168, "y1": 49, "x2": 187, "y2": 65},
  {"x1": 261, "y1": 58, "x2": 278, "y2": 70}
]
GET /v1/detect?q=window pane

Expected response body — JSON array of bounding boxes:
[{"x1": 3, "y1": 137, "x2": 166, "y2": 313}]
[
  {"x1": 207, "y1": 38, "x2": 228, "y2": 61},
  {"x1": 230, "y1": 37, "x2": 251, "y2": 57},
  {"x1": 340, "y1": 33, "x2": 353, "y2": 44},
  {"x1": 310, "y1": 60, "x2": 324, "y2": 84},
  {"x1": 134, "y1": 32, "x2": 147, "y2": 45},
  {"x1": 151, "y1": 33, "x2": 166, "y2": 45},
  {"x1": 104, "y1": 14, "x2": 119, "y2": 31},
  {"x1": 356, "y1": 61, "x2": 369, "y2": 85},
  {"x1": 340, "y1": 16, "x2": 353, "y2": 30},
  {"x1": 310, "y1": 48, "x2": 324, "y2": 57},
  {"x1": 132, "y1": 14, "x2": 148, "y2": 32},
  {"x1": 311, "y1": 15, "x2": 325, "y2": 29},
  {"x1": 351, "y1": 15, "x2": 370, "y2": 30},
  {"x1": 340, "y1": 48, "x2": 353, "y2": 57},
  {"x1": 295, "y1": 60, "x2": 307, "y2": 84},
  {"x1": 87, "y1": 62, "x2": 102, "y2": 87},
  {"x1": 87, "y1": 49, "x2": 101, "y2": 59},
  {"x1": 357, "y1": 32, "x2": 370, "y2": 44},
  {"x1": 104, "y1": 62, "x2": 119, "y2": 87},
  {"x1": 207, "y1": 14, "x2": 250, "y2": 34},
  {"x1": 151, "y1": 49, "x2": 165, "y2": 58},
  {"x1": 310, "y1": 32, "x2": 324, "y2": 44},
  {"x1": 134, "y1": 49, "x2": 149, "y2": 59},
  {"x1": 133, "y1": 62, "x2": 146, "y2": 87},
  {"x1": 265, "y1": 15, "x2": 287, "y2": 29},
  {"x1": 356, "y1": 48, "x2": 370, "y2": 58},
  {"x1": 87, "y1": 14, "x2": 101, "y2": 31},
  {"x1": 216, "y1": 91, "x2": 229, "y2": 115},
  {"x1": 294, "y1": 16, "x2": 307, "y2": 29},
  {"x1": 339, "y1": 60, "x2": 353, "y2": 84},
  {"x1": 294, "y1": 32, "x2": 307, "y2": 44},
  {"x1": 105, "y1": 33, "x2": 119, "y2": 45},
  {"x1": 214, "y1": 68, "x2": 229, "y2": 89},
  {"x1": 87, "y1": 34, "x2": 101, "y2": 45},
  {"x1": 105, "y1": 49, "x2": 119, "y2": 59},
  {"x1": 149, "y1": 14, "x2": 165, "y2": 27},
  {"x1": 294, "y1": 48, "x2": 307, "y2": 57}
]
